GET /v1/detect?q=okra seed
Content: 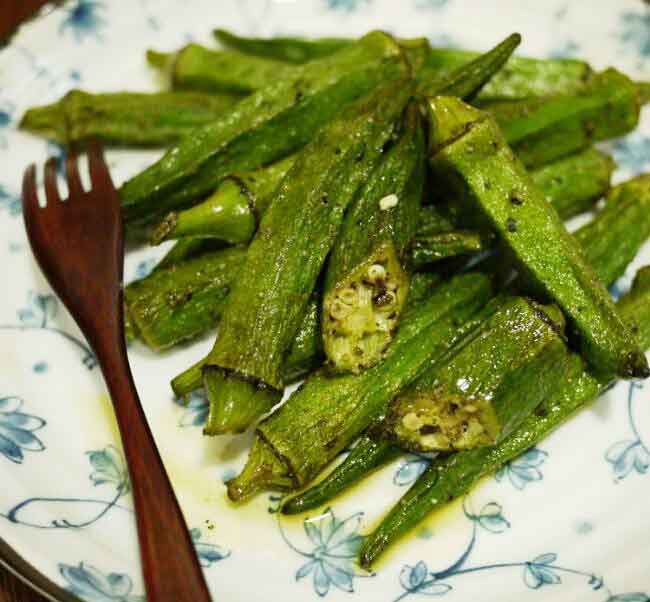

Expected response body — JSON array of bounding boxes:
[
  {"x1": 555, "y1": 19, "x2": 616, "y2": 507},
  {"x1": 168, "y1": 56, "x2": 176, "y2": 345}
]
[
  {"x1": 329, "y1": 300, "x2": 350, "y2": 319},
  {"x1": 510, "y1": 194, "x2": 523, "y2": 206},
  {"x1": 506, "y1": 217, "x2": 518, "y2": 233},
  {"x1": 321, "y1": 194, "x2": 329, "y2": 205},
  {"x1": 339, "y1": 288, "x2": 358, "y2": 305},
  {"x1": 373, "y1": 290, "x2": 396, "y2": 308},
  {"x1": 334, "y1": 147, "x2": 342, "y2": 155},
  {"x1": 367, "y1": 264, "x2": 386, "y2": 282}
]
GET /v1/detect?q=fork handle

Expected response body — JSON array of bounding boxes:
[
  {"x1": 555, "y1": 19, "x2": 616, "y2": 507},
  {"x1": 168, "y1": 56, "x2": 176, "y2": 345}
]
[{"x1": 94, "y1": 335, "x2": 212, "y2": 602}]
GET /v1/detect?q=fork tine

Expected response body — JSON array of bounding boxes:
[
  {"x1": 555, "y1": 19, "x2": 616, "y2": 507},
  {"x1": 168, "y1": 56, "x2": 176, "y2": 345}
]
[
  {"x1": 22, "y1": 164, "x2": 39, "y2": 218},
  {"x1": 44, "y1": 157, "x2": 61, "y2": 204},
  {"x1": 87, "y1": 140, "x2": 113, "y2": 189},
  {"x1": 66, "y1": 147, "x2": 84, "y2": 197}
]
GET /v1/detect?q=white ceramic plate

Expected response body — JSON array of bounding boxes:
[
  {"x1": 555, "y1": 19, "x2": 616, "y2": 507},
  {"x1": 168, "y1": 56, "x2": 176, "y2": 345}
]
[{"x1": 1, "y1": 1, "x2": 649, "y2": 600}]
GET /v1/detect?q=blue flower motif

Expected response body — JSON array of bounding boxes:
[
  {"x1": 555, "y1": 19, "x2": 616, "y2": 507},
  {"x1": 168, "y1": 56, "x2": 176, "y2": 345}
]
[
  {"x1": 60, "y1": 1, "x2": 107, "y2": 42},
  {"x1": 495, "y1": 447, "x2": 548, "y2": 490},
  {"x1": 399, "y1": 561, "x2": 452, "y2": 597},
  {"x1": 59, "y1": 562, "x2": 144, "y2": 601},
  {"x1": 134, "y1": 258, "x2": 156, "y2": 280},
  {"x1": 523, "y1": 553, "x2": 561, "y2": 590},
  {"x1": 414, "y1": 0, "x2": 448, "y2": 9},
  {"x1": 0, "y1": 184, "x2": 20, "y2": 216},
  {"x1": 87, "y1": 445, "x2": 130, "y2": 494},
  {"x1": 325, "y1": 0, "x2": 369, "y2": 12},
  {"x1": 190, "y1": 528, "x2": 231, "y2": 568},
  {"x1": 607, "y1": 594, "x2": 650, "y2": 602},
  {"x1": 0, "y1": 396, "x2": 45, "y2": 464},
  {"x1": 0, "y1": 100, "x2": 14, "y2": 148},
  {"x1": 18, "y1": 291, "x2": 58, "y2": 328},
  {"x1": 294, "y1": 507, "x2": 366, "y2": 597},
  {"x1": 394, "y1": 454, "x2": 431, "y2": 486},
  {"x1": 466, "y1": 501, "x2": 511, "y2": 534},
  {"x1": 619, "y1": 11, "x2": 650, "y2": 59},
  {"x1": 175, "y1": 391, "x2": 209, "y2": 427},
  {"x1": 613, "y1": 135, "x2": 650, "y2": 175},
  {"x1": 606, "y1": 439, "x2": 650, "y2": 480}
]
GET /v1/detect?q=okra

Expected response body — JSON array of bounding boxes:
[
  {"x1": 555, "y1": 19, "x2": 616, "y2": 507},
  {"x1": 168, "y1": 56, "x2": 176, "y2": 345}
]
[
  {"x1": 169, "y1": 271, "x2": 441, "y2": 398},
  {"x1": 322, "y1": 102, "x2": 425, "y2": 373},
  {"x1": 120, "y1": 31, "x2": 409, "y2": 223},
  {"x1": 410, "y1": 231, "x2": 488, "y2": 267},
  {"x1": 151, "y1": 157, "x2": 294, "y2": 246},
  {"x1": 226, "y1": 271, "x2": 495, "y2": 501},
  {"x1": 214, "y1": 29, "x2": 351, "y2": 63},
  {"x1": 379, "y1": 298, "x2": 567, "y2": 452},
  {"x1": 494, "y1": 69, "x2": 640, "y2": 167},
  {"x1": 20, "y1": 90, "x2": 238, "y2": 147},
  {"x1": 124, "y1": 246, "x2": 246, "y2": 351},
  {"x1": 279, "y1": 172, "x2": 650, "y2": 516},
  {"x1": 529, "y1": 148, "x2": 614, "y2": 219},
  {"x1": 428, "y1": 95, "x2": 648, "y2": 379},
  {"x1": 201, "y1": 78, "x2": 414, "y2": 434},
  {"x1": 282, "y1": 436, "x2": 400, "y2": 515},
  {"x1": 155, "y1": 43, "x2": 297, "y2": 95},
  {"x1": 359, "y1": 266, "x2": 650, "y2": 568},
  {"x1": 576, "y1": 174, "x2": 650, "y2": 286},
  {"x1": 213, "y1": 30, "x2": 592, "y2": 101}
]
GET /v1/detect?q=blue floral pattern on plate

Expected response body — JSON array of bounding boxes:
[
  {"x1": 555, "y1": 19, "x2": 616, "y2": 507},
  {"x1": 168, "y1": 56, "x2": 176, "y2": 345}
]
[
  {"x1": 59, "y1": 562, "x2": 145, "y2": 602},
  {"x1": 59, "y1": 1, "x2": 107, "y2": 42},
  {"x1": 495, "y1": 447, "x2": 548, "y2": 490},
  {"x1": 0, "y1": 396, "x2": 45, "y2": 464}
]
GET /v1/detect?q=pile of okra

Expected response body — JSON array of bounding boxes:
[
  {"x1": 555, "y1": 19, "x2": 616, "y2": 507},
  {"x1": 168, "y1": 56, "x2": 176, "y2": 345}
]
[{"x1": 22, "y1": 28, "x2": 650, "y2": 567}]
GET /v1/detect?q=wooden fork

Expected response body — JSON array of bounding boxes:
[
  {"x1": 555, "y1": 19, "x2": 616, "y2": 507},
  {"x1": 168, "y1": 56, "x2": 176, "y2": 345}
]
[{"x1": 22, "y1": 143, "x2": 212, "y2": 602}]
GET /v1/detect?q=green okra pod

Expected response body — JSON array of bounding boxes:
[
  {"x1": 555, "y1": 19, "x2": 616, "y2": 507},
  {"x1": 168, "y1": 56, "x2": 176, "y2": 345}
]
[
  {"x1": 322, "y1": 102, "x2": 425, "y2": 374},
  {"x1": 282, "y1": 436, "x2": 400, "y2": 515},
  {"x1": 201, "y1": 78, "x2": 414, "y2": 434},
  {"x1": 120, "y1": 31, "x2": 409, "y2": 224},
  {"x1": 410, "y1": 231, "x2": 488, "y2": 267},
  {"x1": 226, "y1": 271, "x2": 495, "y2": 501},
  {"x1": 494, "y1": 69, "x2": 640, "y2": 167},
  {"x1": 151, "y1": 156, "x2": 295, "y2": 246},
  {"x1": 214, "y1": 29, "x2": 351, "y2": 63},
  {"x1": 159, "y1": 43, "x2": 296, "y2": 95},
  {"x1": 378, "y1": 297, "x2": 567, "y2": 452},
  {"x1": 576, "y1": 174, "x2": 650, "y2": 286},
  {"x1": 528, "y1": 147, "x2": 614, "y2": 219},
  {"x1": 20, "y1": 90, "x2": 239, "y2": 147},
  {"x1": 125, "y1": 246, "x2": 246, "y2": 351},
  {"x1": 359, "y1": 266, "x2": 650, "y2": 568},
  {"x1": 428, "y1": 95, "x2": 648, "y2": 380}
]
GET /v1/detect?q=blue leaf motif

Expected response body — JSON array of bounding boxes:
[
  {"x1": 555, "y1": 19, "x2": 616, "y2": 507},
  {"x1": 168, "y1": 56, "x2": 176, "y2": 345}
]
[
  {"x1": 325, "y1": 0, "x2": 370, "y2": 11},
  {"x1": 59, "y1": 562, "x2": 144, "y2": 601},
  {"x1": 476, "y1": 502, "x2": 510, "y2": 534},
  {"x1": 606, "y1": 439, "x2": 650, "y2": 480},
  {"x1": 60, "y1": 1, "x2": 107, "y2": 42},
  {"x1": 0, "y1": 396, "x2": 46, "y2": 464},
  {"x1": 394, "y1": 455, "x2": 430, "y2": 486},
  {"x1": 495, "y1": 447, "x2": 548, "y2": 490},
  {"x1": 0, "y1": 184, "x2": 21, "y2": 216},
  {"x1": 87, "y1": 445, "x2": 130, "y2": 494},
  {"x1": 134, "y1": 259, "x2": 156, "y2": 280},
  {"x1": 613, "y1": 135, "x2": 650, "y2": 175},
  {"x1": 399, "y1": 562, "x2": 451, "y2": 596},
  {"x1": 190, "y1": 528, "x2": 231, "y2": 568},
  {"x1": 18, "y1": 292, "x2": 58, "y2": 327},
  {"x1": 523, "y1": 554, "x2": 561, "y2": 590},
  {"x1": 175, "y1": 391, "x2": 210, "y2": 427},
  {"x1": 608, "y1": 594, "x2": 650, "y2": 602},
  {"x1": 619, "y1": 12, "x2": 650, "y2": 58}
]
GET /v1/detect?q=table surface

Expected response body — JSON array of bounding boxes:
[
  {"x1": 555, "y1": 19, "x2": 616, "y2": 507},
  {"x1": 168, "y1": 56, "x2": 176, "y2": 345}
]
[{"x1": 1, "y1": 0, "x2": 56, "y2": 597}]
